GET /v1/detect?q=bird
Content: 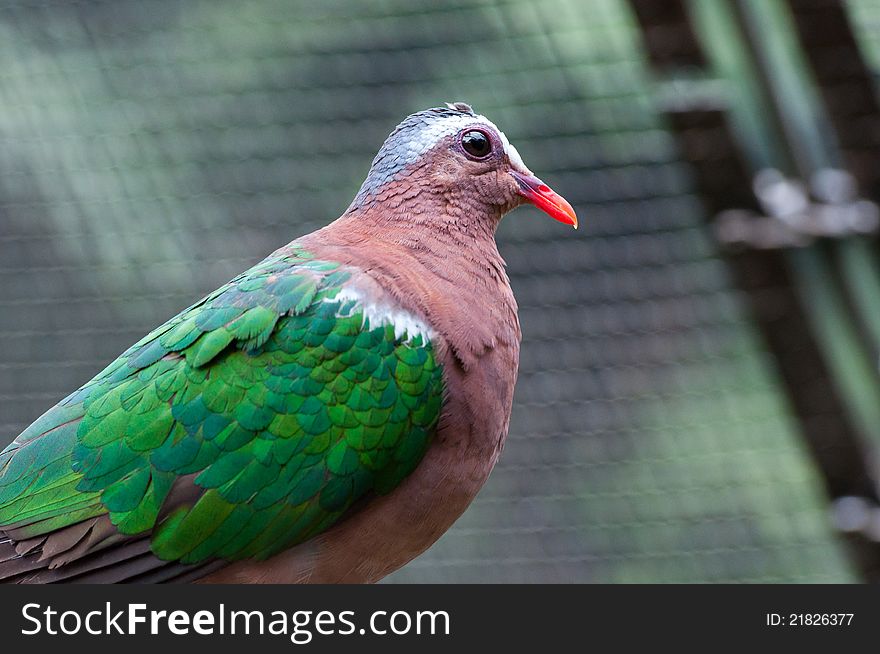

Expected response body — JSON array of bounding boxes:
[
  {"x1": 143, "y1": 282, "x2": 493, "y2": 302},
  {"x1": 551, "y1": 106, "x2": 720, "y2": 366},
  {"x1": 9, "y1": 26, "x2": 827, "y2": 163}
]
[{"x1": 0, "y1": 102, "x2": 577, "y2": 583}]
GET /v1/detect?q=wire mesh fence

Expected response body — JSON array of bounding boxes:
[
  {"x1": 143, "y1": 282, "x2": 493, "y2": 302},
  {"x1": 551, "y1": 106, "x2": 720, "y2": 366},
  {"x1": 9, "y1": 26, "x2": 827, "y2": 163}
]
[{"x1": 0, "y1": 0, "x2": 871, "y2": 582}]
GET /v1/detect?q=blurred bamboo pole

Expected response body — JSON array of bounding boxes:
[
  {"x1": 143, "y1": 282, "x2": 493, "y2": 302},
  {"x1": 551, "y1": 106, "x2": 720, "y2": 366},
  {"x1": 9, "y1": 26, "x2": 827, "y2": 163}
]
[{"x1": 629, "y1": 0, "x2": 880, "y2": 581}]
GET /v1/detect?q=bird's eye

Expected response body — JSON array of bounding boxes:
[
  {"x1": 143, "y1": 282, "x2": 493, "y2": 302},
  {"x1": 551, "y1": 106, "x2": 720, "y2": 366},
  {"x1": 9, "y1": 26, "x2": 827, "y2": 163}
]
[{"x1": 461, "y1": 130, "x2": 492, "y2": 158}]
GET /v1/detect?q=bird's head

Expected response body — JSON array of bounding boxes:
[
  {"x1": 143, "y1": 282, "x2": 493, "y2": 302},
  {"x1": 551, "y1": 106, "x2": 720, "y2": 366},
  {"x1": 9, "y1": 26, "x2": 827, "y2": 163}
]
[{"x1": 350, "y1": 102, "x2": 577, "y2": 229}]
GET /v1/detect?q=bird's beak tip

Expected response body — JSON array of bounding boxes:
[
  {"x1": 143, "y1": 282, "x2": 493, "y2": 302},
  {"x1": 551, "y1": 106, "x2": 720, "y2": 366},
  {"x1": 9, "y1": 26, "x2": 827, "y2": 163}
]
[{"x1": 511, "y1": 171, "x2": 578, "y2": 229}]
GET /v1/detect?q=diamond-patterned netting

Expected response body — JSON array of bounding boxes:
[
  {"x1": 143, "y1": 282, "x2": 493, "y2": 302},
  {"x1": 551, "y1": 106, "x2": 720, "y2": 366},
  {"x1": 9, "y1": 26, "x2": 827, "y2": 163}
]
[{"x1": 0, "y1": 0, "x2": 860, "y2": 581}]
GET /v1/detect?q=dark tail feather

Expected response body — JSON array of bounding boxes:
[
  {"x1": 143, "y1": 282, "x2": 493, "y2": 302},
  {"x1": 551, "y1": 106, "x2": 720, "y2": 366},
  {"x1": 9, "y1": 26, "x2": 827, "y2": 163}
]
[
  {"x1": 0, "y1": 478, "x2": 229, "y2": 583},
  {"x1": 125, "y1": 559, "x2": 229, "y2": 584},
  {"x1": 0, "y1": 538, "x2": 48, "y2": 580},
  {"x1": 0, "y1": 520, "x2": 225, "y2": 584},
  {"x1": 6, "y1": 539, "x2": 153, "y2": 584}
]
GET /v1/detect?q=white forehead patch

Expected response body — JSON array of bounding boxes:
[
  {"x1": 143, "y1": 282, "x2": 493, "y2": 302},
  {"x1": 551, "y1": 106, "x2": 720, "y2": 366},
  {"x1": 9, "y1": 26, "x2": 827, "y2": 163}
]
[
  {"x1": 352, "y1": 106, "x2": 532, "y2": 205},
  {"x1": 411, "y1": 111, "x2": 529, "y2": 173},
  {"x1": 497, "y1": 130, "x2": 529, "y2": 174}
]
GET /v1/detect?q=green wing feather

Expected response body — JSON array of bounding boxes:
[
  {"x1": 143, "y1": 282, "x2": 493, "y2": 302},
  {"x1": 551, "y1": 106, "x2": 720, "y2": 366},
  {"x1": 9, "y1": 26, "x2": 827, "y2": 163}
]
[{"x1": 0, "y1": 246, "x2": 443, "y2": 563}]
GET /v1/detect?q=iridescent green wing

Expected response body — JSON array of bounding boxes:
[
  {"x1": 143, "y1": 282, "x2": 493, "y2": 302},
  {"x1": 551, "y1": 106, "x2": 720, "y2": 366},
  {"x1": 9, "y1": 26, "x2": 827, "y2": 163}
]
[{"x1": 0, "y1": 247, "x2": 443, "y2": 563}]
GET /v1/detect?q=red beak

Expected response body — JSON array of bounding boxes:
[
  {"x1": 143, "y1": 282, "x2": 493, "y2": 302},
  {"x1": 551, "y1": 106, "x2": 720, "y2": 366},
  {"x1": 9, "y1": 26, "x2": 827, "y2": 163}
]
[{"x1": 511, "y1": 171, "x2": 578, "y2": 229}]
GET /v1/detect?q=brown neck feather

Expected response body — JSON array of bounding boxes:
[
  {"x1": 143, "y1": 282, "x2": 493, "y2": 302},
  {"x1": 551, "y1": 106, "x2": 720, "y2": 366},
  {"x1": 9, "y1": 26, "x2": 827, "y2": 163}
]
[{"x1": 295, "y1": 175, "x2": 521, "y2": 369}]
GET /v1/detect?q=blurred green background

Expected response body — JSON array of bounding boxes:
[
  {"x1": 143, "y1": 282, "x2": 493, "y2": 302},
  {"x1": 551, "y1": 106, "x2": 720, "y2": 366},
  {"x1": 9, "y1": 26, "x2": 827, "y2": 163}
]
[{"x1": 3, "y1": 0, "x2": 879, "y2": 582}]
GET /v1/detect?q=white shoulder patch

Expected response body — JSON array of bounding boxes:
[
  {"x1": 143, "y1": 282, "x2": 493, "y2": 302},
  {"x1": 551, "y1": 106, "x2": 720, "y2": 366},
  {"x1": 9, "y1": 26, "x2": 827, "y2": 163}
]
[{"x1": 326, "y1": 286, "x2": 435, "y2": 344}]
